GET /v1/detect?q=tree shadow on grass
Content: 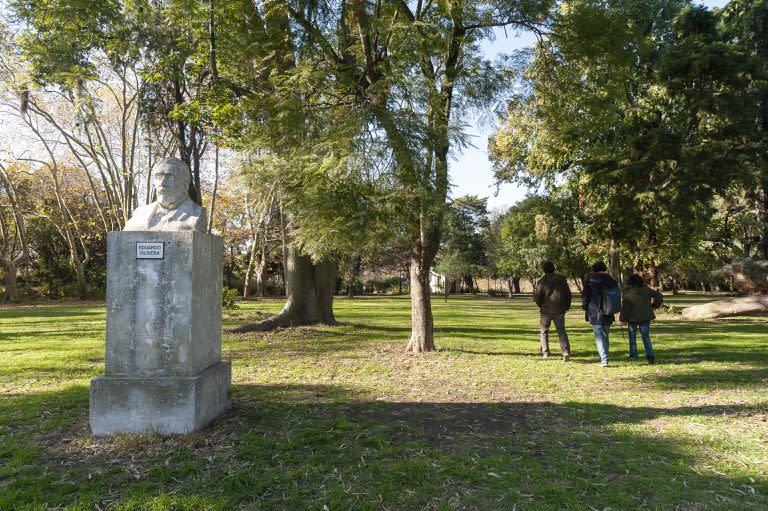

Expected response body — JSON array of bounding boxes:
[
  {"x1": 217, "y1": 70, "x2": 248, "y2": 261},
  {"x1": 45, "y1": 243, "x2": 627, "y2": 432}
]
[
  {"x1": 0, "y1": 307, "x2": 104, "y2": 319},
  {"x1": 439, "y1": 347, "x2": 543, "y2": 357},
  {"x1": 648, "y1": 342, "x2": 768, "y2": 365},
  {"x1": 654, "y1": 319, "x2": 768, "y2": 336},
  {"x1": 2, "y1": 383, "x2": 767, "y2": 510},
  {"x1": 648, "y1": 366, "x2": 768, "y2": 391}
]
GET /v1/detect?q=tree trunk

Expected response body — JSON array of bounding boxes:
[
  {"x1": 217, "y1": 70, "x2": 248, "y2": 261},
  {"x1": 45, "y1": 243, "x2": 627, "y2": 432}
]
[
  {"x1": 231, "y1": 244, "x2": 336, "y2": 332},
  {"x1": 73, "y1": 256, "x2": 87, "y2": 299},
  {"x1": 207, "y1": 145, "x2": 219, "y2": 233},
  {"x1": 243, "y1": 233, "x2": 259, "y2": 298},
  {"x1": 406, "y1": 254, "x2": 435, "y2": 352},
  {"x1": 346, "y1": 255, "x2": 363, "y2": 298},
  {"x1": 255, "y1": 249, "x2": 269, "y2": 297},
  {"x1": 682, "y1": 295, "x2": 768, "y2": 320},
  {"x1": 648, "y1": 256, "x2": 659, "y2": 289},
  {"x1": 512, "y1": 275, "x2": 521, "y2": 294},
  {"x1": 648, "y1": 230, "x2": 660, "y2": 288},
  {"x1": 2, "y1": 259, "x2": 18, "y2": 302},
  {"x1": 244, "y1": 245, "x2": 269, "y2": 298},
  {"x1": 571, "y1": 277, "x2": 583, "y2": 292},
  {"x1": 759, "y1": 106, "x2": 768, "y2": 259},
  {"x1": 608, "y1": 226, "x2": 622, "y2": 285},
  {"x1": 760, "y1": 171, "x2": 768, "y2": 259}
]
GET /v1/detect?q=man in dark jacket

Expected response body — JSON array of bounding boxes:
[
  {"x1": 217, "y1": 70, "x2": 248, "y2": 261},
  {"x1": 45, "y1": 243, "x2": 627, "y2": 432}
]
[
  {"x1": 533, "y1": 261, "x2": 572, "y2": 361},
  {"x1": 581, "y1": 261, "x2": 619, "y2": 367}
]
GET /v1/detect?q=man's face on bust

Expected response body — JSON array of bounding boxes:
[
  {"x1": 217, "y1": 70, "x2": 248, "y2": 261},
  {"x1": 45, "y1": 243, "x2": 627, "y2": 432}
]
[{"x1": 153, "y1": 162, "x2": 189, "y2": 207}]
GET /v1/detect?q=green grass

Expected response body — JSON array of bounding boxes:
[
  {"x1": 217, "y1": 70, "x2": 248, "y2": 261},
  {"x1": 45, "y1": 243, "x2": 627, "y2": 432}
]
[{"x1": 1, "y1": 294, "x2": 766, "y2": 510}]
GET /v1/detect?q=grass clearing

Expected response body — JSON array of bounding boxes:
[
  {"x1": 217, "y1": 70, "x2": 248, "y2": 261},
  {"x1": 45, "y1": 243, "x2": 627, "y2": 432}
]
[{"x1": 1, "y1": 294, "x2": 766, "y2": 510}]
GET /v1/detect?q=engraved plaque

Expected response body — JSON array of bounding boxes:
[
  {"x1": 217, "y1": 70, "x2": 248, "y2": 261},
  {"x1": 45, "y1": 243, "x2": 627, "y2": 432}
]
[{"x1": 136, "y1": 241, "x2": 164, "y2": 259}]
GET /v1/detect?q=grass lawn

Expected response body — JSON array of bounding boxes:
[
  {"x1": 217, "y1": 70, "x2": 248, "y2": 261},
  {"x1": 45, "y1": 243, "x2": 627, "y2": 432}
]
[{"x1": 1, "y1": 294, "x2": 766, "y2": 510}]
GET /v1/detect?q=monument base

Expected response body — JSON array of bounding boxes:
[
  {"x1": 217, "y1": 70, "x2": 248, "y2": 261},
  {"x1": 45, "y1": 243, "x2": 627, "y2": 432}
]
[{"x1": 89, "y1": 361, "x2": 231, "y2": 436}]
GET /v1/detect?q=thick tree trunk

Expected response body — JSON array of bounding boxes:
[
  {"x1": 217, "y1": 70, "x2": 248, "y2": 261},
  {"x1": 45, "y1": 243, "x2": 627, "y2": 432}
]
[
  {"x1": 648, "y1": 256, "x2": 659, "y2": 289},
  {"x1": 346, "y1": 255, "x2": 363, "y2": 298},
  {"x1": 3, "y1": 259, "x2": 18, "y2": 302},
  {"x1": 73, "y1": 257, "x2": 87, "y2": 299},
  {"x1": 242, "y1": 239, "x2": 256, "y2": 298},
  {"x1": 682, "y1": 295, "x2": 768, "y2": 320},
  {"x1": 648, "y1": 230, "x2": 660, "y2": 288},
  {"x1": 406, "y1": 255, "x2": 435, "y2": 352},
  {"x1": 255, "y1": 253, "x2": 268, "y2": 297},
  {"x1": 760, "y1": 172, "x2": 768, "y2": 260},
  {"x1": 231, "y1": 245, "x2": 336, "y2": 332}
]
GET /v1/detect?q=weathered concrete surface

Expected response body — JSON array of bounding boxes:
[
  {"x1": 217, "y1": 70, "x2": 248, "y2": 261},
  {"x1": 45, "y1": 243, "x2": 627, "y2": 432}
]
[
  {"x1": 90, "y1": 361, "x2": 231, "y2": 436},
  {"x1": 90, "y1": 231, "x2": 230, "y2": 436}
]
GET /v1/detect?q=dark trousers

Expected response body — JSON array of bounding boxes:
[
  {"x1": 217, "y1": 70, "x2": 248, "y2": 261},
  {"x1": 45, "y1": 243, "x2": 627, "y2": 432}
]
[{"x1": 540, "y1": 312, "x2": 570, "y2": 356}]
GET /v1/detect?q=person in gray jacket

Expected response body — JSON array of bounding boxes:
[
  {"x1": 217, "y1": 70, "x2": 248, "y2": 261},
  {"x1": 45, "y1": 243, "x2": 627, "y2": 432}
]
[{"x1": 533, "y1": 261, "x2": 573, "y2": 361}]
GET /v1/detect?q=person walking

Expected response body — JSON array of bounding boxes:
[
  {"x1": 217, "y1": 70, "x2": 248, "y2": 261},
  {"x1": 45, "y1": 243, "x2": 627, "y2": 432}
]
[
  {"x1": 581, "y1": 261, "x2": 620, "y2": 367},
  {"x1": 533, "y1": 261, "x2": 572, "y2": 361},
  {"x1": 619, "y1": 273, "x2": 663, "y2": 364}
]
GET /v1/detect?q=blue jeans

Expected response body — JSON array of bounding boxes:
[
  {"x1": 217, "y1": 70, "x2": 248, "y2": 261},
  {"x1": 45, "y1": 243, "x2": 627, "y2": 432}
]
[
  {"x1": 592, "y1": 324, "x2": 610, "y2": 364},
  {"x1": 628, "y1": 321, "x2": 655, "y2": 359}
]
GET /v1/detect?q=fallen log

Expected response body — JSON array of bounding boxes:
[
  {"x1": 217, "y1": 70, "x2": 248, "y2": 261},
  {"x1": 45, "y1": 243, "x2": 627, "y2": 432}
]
[{"x1": 682, "y1": 295, "x2": 768, "y2": 320}]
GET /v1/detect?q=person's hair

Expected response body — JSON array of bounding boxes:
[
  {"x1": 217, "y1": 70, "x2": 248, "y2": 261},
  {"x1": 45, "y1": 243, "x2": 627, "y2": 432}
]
[
  {"x1": 591, "y1": 261, "x2": 608, "y2": 273},
  {"x1": 627, "y1": 273, "x2": 645, "y2": 287},
  {"x1": 542, "y1": 261, "x2": 555, "y2": 274},
  {"x1": 155, "y1": 157, "x2": 191, "y2": 191}
]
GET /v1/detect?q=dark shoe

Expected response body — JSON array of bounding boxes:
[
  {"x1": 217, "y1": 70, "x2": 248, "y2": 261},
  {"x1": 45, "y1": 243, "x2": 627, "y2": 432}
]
[
  {"x1": 647, "y1": 356, "x2": 655, "y2": 365},
  {"x1": 628, "y1": 356, "x2": 638, "y2": 361}
]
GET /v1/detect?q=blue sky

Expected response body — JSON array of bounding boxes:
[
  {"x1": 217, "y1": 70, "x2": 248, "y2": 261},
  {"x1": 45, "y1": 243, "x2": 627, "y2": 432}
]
[{"x1": 451, "y1": 0, "x2": 731, "y2": 212}]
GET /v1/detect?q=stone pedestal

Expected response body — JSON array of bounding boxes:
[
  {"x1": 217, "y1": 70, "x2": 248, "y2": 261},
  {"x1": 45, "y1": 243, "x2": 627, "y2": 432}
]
[{"x1": 90, "y1": 231, "x2": 231, "y2": 436}]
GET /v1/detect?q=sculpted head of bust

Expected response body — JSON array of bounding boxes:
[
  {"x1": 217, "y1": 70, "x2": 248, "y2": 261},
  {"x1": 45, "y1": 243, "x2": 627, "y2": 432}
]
[
  {"x1": 154, "y1": 157, "x2": 191, "y2": 208},
  {"x1": 122, "y1": 157, "x2": 207, "y2": 232}
]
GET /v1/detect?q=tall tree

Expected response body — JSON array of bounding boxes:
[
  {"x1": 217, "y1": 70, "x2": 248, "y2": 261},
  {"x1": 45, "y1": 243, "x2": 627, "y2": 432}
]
[
  {"x1": 260, "y1": 0, "x2": 552, "y2": 351},
  {"x1": 722, "y1": 0, "x2": 768, "y2": 259},
  {"x1": 436, "y1": 195, "x2": 490, "y2": 295},
  {"x1": 491, "y1": 0, "x2": 759, "y2": 287},
  {"x1": 0, "y1": 162, "x2": 31, "y2": 302}
]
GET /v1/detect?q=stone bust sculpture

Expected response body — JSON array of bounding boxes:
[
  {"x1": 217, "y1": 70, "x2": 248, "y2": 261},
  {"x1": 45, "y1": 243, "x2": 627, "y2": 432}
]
[{"x1": 124, "y1": 157, "x2": 207, "y2": 232}]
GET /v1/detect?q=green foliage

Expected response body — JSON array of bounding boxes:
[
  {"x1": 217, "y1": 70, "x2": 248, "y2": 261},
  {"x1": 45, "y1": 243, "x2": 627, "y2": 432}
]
[
  {"x1": 222, "y1": 286, "x2": 239, "y2": 309},
  {"x1": 11, "y1": 0, "x2": 121, "y2": 86},
  {"x1": 490, "y1": 0, "x2": 766, "y2": 283},
  {"x1": 435, "y1": 195, "x2": 490, "y2": 282},
  {"x1": 493, "y1": 188, "x2": 591, "y2": 284}
]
